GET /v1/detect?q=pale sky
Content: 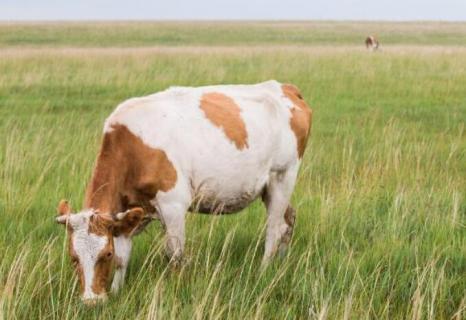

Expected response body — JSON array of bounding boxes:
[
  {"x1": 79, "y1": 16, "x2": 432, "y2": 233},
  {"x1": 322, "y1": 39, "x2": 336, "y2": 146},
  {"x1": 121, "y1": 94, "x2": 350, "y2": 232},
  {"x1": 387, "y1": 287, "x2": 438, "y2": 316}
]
[{"x1": 1, "y1": 0, "x2": 465, "y2": 21}]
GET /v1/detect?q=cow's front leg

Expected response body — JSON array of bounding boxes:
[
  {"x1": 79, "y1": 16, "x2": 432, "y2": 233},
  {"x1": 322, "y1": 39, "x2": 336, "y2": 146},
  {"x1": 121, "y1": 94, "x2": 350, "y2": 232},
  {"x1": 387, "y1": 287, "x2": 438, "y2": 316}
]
[
  {"x1": 158, "y1": 201, "x2": 188, "y2": 266},
  {"x1": 154, "y1": 179, "x2": 191, "y2": 267},
  {"x1": 111, "y1": 235, "x2": 132, "y2": 293}
]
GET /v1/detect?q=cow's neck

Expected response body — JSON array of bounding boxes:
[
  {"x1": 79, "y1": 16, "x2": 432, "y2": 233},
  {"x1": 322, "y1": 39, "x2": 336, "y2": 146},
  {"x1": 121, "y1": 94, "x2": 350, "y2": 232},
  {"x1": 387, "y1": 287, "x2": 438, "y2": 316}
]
[
  {"x1": 83, "y1": 124, "x2": 176, "y2": 215},
  {"x1": 84, "y1": 133, "x2": 125, "y2": 214}
]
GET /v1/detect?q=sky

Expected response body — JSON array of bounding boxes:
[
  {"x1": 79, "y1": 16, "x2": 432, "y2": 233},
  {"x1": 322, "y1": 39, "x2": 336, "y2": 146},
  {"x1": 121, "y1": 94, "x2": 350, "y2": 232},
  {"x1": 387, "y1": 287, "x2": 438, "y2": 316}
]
[{"x1": 1, "y1": 0, "x2": 465, "y2": 21}]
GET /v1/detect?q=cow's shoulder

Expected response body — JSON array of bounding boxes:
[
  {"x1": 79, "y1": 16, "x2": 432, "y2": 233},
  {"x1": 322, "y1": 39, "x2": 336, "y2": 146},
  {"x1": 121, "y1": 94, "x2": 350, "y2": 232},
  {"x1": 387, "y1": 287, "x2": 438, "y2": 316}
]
[{"x1": 95, "y1": 123, "x2": 178, "y2": 204}]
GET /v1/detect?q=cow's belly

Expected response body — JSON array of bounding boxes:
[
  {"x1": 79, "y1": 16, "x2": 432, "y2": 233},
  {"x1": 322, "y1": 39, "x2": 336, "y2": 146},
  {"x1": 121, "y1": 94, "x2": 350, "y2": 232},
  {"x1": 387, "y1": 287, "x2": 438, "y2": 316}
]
[
  {"x1": 190, "y1": 188, "x2": 262, "y2": 214},
  {"x1": 190, "y1": 189, "x2": 264, "y2": 214},
  {"x1": 189, "y1": 170, "x2": 270, "y2": 214}
]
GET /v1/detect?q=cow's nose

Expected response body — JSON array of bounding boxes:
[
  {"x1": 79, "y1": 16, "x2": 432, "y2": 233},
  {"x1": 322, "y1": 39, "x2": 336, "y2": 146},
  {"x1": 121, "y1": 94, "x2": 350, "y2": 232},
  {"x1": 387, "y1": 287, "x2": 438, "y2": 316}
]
[{"x1": 81, "y1": 293, "x2": 108, "y2": 306}]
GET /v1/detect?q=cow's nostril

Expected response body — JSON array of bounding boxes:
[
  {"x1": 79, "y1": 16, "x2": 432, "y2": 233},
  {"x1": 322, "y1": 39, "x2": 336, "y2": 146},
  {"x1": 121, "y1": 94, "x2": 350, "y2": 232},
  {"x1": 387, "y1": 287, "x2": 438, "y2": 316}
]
[
  {"x1": 82, "y1": 299, "x2": 98, "y2": 306},
  {"x1": 81, "y1": 293, "x2": 108, "y2": 306}
]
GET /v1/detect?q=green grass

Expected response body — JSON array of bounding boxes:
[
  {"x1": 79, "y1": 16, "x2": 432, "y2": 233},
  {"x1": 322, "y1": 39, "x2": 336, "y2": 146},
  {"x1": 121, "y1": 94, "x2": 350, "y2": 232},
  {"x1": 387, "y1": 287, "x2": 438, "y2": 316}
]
[
  {"x1": 0, "y1": 22, "x2": 465, "y2": 319},
  {"x1": 1, "y1": 21, "x2": 466, "y2": 47}
]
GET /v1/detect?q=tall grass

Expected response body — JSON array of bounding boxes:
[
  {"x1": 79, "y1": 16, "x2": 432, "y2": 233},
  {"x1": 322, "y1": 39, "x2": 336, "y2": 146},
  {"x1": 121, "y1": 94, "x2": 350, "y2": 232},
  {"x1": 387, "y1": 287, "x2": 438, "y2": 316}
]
[{"x1": 0, "y1": 23, "x2": 465, "y2": 319}]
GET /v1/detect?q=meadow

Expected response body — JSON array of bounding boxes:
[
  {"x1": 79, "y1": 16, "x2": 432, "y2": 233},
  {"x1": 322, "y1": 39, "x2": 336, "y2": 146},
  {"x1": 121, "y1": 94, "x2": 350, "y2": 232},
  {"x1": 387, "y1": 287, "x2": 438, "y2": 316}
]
[{"x1": 0, "y1": 21, "x2": 465, "y2": 319}]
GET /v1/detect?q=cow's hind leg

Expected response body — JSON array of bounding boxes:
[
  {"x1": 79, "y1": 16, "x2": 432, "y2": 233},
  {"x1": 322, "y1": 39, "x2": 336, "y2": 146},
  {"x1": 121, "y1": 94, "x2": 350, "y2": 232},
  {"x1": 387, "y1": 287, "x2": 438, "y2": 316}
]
[{"x1": 261, "y1": 163, "x2": 299, "y2": 266}]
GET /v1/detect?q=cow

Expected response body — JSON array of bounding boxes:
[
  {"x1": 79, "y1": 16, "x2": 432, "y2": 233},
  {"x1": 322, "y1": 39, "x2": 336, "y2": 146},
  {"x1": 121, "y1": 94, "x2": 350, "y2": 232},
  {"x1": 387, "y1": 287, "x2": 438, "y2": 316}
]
[
  {"x1": 55, "y1": 80, "x2": 312, "y2": 304},
  {"x1": 365, "y1": 35, "x2": 379, "y2": 51}
]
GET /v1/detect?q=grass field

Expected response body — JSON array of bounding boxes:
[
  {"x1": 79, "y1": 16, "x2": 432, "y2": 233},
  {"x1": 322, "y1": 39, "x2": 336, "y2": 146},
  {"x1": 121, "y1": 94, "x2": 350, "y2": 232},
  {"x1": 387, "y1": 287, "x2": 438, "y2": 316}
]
[{"x1": 0, "y1": 22, "x2": 465, "y2": 319}]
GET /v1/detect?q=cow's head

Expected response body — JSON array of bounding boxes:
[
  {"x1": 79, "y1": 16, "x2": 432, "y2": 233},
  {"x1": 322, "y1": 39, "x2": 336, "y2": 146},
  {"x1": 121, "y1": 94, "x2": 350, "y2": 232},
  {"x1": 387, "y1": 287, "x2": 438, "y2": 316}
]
[{"x1": 55, "y1": 200, "x2": 144, "y2": 304}]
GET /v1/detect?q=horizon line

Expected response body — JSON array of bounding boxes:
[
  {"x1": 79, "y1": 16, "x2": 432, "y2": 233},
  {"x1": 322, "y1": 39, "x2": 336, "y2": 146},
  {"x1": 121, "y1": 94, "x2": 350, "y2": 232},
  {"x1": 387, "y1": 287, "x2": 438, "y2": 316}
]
[{"x1": 1, "y1": 18, "x2": 465, "y2": 23}]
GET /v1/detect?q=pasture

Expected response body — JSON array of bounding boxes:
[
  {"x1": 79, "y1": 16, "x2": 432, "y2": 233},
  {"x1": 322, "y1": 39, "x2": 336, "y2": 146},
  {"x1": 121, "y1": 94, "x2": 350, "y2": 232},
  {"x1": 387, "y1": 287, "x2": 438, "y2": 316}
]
[{"x1": 0, "y1": 22, "x2": 465, "y2": 319}]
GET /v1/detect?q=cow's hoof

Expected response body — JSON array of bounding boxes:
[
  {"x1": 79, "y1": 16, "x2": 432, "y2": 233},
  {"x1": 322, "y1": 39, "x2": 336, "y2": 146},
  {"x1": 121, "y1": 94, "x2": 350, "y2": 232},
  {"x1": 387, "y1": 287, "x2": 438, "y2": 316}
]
[
  {"x1": 168, "y1": 255, "x2": 183, "y2": 271},
  {"x1": 278, "y1": 242, "x2": 289, "y2": 258}
]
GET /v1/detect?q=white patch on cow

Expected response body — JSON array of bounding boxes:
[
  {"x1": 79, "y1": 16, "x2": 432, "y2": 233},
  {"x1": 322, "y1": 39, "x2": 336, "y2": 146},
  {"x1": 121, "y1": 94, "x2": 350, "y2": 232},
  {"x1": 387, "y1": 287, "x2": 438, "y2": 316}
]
[
  {"x1": 111, "y1": 235, "x2": 132, "y2": 293},
  {"x1": 70, "y1": 210, "x2": 108, "y2": 301}
]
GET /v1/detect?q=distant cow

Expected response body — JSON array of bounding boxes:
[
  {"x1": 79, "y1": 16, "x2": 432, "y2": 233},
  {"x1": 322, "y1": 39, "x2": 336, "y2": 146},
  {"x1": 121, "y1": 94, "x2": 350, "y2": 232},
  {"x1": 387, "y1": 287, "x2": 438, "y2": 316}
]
[
  {"x1": 56, "y1": 80, "x2": 312, "y2": 304},
  {"x1": 365, "y1": 36, "x2": 379, "y2": 51}
]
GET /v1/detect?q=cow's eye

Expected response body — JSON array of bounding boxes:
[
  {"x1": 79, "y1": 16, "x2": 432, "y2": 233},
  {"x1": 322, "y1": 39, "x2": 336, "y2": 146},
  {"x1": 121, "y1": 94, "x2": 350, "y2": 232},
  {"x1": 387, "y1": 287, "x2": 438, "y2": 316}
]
[{"x1": 71, "y1": 256, "x2": 79, "y2": 266}]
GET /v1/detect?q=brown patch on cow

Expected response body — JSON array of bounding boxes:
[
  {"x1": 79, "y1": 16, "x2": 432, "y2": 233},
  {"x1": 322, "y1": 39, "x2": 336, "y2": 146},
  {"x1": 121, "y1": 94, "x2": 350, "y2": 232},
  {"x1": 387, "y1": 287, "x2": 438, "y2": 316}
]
[
  {"x1": 282, "y1": 84, "x2": 312, "y2": 158},
  {"x1": 84, "y1": 124, "x2": 177, "y2": 215},
  {"x1": 91, "y1": 239, "x2": 114, "y2": 295},
  {"x1": 200, "y1": 92, "x2": 249, "y2": 150}
]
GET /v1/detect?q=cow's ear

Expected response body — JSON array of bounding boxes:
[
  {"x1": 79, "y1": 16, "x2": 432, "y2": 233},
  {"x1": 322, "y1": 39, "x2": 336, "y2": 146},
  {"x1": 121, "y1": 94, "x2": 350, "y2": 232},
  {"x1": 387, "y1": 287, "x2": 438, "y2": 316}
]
[
  {"x1": 112, "y1": 208, "x2": 145, "y2": 236},
  {"x1": 56, "y1": 199, "x2": 71, "y2": 224}
]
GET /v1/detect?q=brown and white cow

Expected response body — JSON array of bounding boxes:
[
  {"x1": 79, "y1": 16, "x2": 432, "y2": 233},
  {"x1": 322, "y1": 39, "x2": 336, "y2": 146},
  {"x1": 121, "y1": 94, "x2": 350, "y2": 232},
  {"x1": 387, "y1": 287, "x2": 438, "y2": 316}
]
[
  {"x1": 56, "y1": 80, "x2": 312, "y2": 304},
  {"x1": 365, "y1": 36, "x2": 379, "y2": 51}
]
